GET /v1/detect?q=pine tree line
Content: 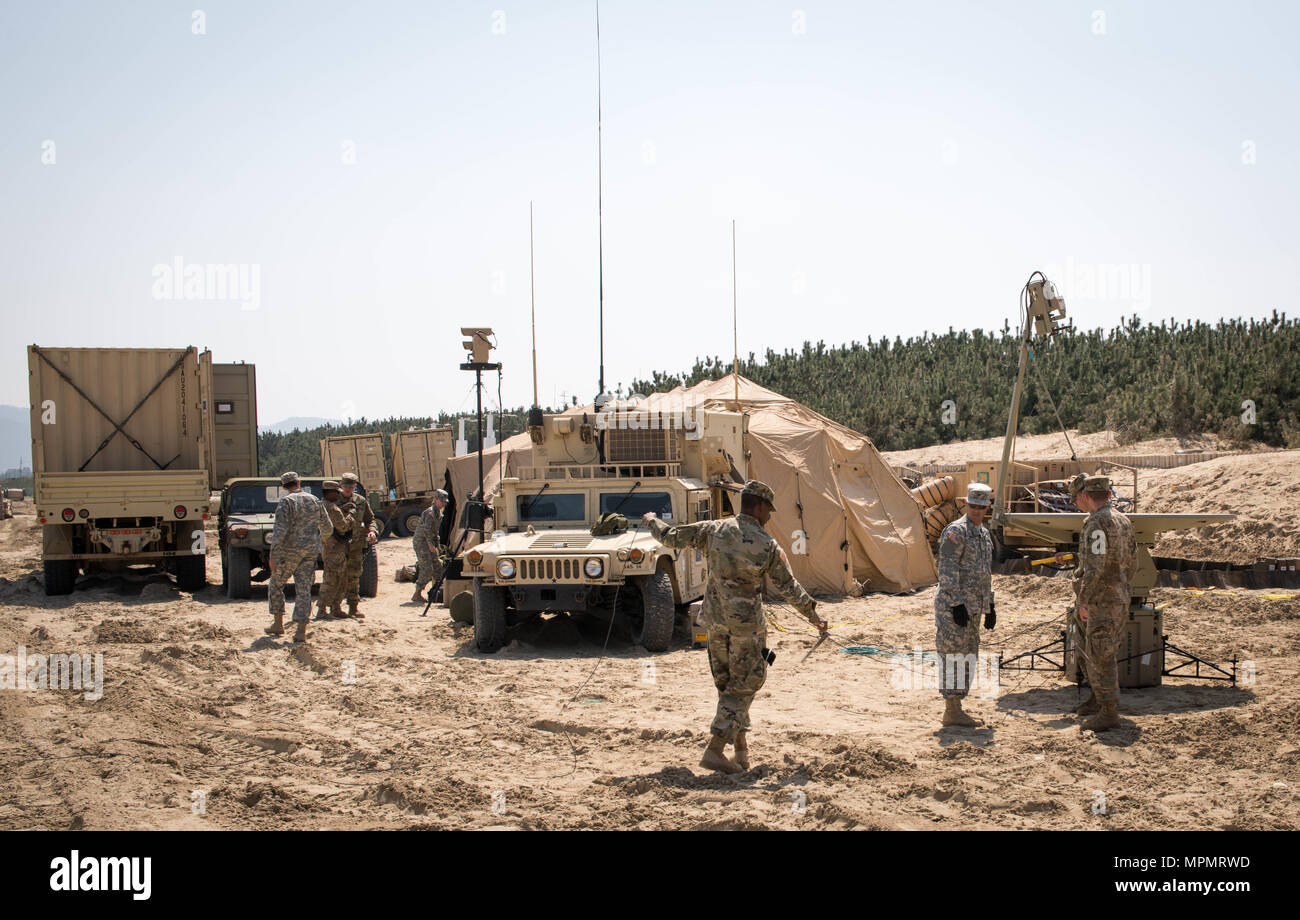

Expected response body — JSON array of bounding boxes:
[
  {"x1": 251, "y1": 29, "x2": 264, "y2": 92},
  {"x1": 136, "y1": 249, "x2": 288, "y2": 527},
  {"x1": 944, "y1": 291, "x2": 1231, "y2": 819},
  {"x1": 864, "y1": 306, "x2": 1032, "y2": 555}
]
[
  {"x1": 257, "y1": 408, "x2": 536, "y2": 482},
  {"x1": 629, "y1": 313, "x2": 1300, "y2": 452}
]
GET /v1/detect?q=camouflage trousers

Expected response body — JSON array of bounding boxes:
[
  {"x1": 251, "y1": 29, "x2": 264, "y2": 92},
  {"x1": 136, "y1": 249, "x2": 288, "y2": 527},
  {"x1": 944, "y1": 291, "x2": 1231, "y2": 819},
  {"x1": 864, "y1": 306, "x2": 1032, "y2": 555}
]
[
  {"x1": 934, "y1": 602, "x2": 983, "y2": 699},
  {"x1": 269, "y1": 547, "x2": 316, "y2": 624},
  {"x1": 319, "y1": 541, "x2": 349, "y2": 610},
  {"x1": 413, "y1": 540, "x2": 443, "y2": 591},
  {"x1": 344, "y1": 539, "x2": 367, "y2": 604},
  {"x1": 707, "y1": 626, "x2": 768, "y2": 743},
  {"x1": 1081, "y1": 602, "x2": 1123, "y2": 706}
]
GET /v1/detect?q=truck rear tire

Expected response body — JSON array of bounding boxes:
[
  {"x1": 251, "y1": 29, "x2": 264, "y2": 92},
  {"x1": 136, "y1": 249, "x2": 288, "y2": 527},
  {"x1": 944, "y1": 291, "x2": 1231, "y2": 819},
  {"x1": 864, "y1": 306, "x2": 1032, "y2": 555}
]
[
  {"x1": 631, "y1": 569, "x2": 675, "y2": 652},
  {"x1": 473, "y1": 579, "x2": 509, "y2": 653},
  {"x1": 43, "y1": 560, "x2": 77, "y2": 596},
  {"x1": 226, "y1": 547, "x2": 252, "y2": 599},
  {"x1": 396, "y1": 507, "x2": 423, "y2": 538},
  {"x1": 360, "y1": 546, "x2": 378, "y2": 598},
  {"x1": 374, "y1": 511, "x2": 392, "y2": 539},
  {"x1": 176, "y1": 554, "x2": 206, "y2": 591}
]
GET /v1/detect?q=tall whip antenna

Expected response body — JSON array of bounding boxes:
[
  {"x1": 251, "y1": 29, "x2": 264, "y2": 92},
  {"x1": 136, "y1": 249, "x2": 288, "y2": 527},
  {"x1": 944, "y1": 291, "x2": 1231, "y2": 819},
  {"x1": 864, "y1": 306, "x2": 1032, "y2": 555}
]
[
  {"x1": 530, "y1": 201, "x2": 539, "y2": 408},
  {"x1": 732, "y1": 219, "x2": 740, "y2": 410},
  {"x1": 595, "y1": 0, "x2": 606, "y2": 404}
]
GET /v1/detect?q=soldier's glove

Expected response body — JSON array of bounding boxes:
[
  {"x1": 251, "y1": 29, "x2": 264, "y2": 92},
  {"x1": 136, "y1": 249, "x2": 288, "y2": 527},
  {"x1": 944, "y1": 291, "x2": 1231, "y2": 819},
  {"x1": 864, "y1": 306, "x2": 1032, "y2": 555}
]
[
  {"x1": 984, "y1": 610, "x2": 996, "y2": 630},
  {"x1": 951, "y1": 604, "x2": 969, "y2": 627}
]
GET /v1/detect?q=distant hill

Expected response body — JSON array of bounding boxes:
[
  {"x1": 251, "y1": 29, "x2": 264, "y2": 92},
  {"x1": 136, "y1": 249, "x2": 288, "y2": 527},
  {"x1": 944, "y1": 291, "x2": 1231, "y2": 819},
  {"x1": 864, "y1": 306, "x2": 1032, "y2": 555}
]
[
  {"x1": 0, "y1": 405, "x2": 30, "y2": 471},
  {"x1": 258, "y1": 416, "x2": 345, "y2": 435}
]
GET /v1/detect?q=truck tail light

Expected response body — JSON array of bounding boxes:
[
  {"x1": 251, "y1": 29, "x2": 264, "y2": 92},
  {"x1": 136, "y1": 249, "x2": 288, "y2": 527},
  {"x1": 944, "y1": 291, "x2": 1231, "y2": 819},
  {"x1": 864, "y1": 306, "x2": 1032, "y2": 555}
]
[
  {"x1": 174, "y1": 505, "x2": 187, "y2": 519},
  {"x1": 61, "y1": 508, "x2": 75, "y2": 522}
]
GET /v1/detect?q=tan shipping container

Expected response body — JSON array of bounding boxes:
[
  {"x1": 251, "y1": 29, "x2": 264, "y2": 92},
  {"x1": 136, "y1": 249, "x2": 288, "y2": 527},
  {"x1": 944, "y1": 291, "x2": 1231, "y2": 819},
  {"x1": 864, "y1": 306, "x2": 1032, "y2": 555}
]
[
  {"x1": 390, "y1": 427, "x2": 453, "y2": 498},
  {"x1": 201, "y1": 358, "x2": 259, "y2": 487},
  {"x1": 319, "y1": 433, "x2": 387, "y2": 493},
  {"x1": 29, "y1": 345, "x2": 208, "y2": 481}
]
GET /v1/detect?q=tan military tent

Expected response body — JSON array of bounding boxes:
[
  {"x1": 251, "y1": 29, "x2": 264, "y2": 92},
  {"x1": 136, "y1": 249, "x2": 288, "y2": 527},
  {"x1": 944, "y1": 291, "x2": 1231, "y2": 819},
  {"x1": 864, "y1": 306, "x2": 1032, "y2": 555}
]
[
  {"x1": 641, "y1": 375, "x2": 936, "y2": 594},
  {"x1": 447, "y1": 374, "x2": 936, "y2": 595},
  {"x1": 446, "y1": 429, "x2": 534, "y2": 512}
]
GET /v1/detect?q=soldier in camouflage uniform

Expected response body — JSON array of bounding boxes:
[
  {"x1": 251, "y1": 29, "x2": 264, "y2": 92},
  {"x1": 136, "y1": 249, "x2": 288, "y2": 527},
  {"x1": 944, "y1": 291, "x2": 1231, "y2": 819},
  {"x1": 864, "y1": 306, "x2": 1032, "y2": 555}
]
[
  {"x1": 338, "y1": 472, "x2": 379, "y2": 619},
  {"x1": 317, "y1": 481, "x2": 353, "y2": 620},
  {"x1": 411, "y1": 489, "x2": 448, "y2": 604},
  {"x1": 934, "y1": 482, "x2": 996, "y2": 727},
  {"x1": 1069, "y1": 474, "x2": 1137, "y2": 731},
  {"x1": 645, "y1": 480, "x2": 826, "y2": 774},
  {"x1": 265, "y1": 472, "x2": 326, "y2": 643}
]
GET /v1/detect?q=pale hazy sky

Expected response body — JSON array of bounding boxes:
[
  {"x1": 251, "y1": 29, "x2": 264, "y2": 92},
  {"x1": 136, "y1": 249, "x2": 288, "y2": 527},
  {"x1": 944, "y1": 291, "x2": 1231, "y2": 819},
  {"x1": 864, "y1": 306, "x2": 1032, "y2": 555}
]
[{"x1": 2, "y1": 0, "x2": 1297, "y2": 424}]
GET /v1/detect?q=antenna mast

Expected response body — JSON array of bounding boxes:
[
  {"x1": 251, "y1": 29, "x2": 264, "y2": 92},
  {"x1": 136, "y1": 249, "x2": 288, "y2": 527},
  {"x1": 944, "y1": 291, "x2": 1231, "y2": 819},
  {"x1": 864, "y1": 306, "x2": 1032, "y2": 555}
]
[
  {"x1": 731, "y1": 219, "x2": 739, "y2": 410},
  {"x1": 526, "y1": 202, "x2": 545, "y2": 441},
  {"x1": 595, "y1": 0, "x2": 606, "y2": 403},
  {"x1": 530, "y1": 201, "x2": 539, "y2": 408}
]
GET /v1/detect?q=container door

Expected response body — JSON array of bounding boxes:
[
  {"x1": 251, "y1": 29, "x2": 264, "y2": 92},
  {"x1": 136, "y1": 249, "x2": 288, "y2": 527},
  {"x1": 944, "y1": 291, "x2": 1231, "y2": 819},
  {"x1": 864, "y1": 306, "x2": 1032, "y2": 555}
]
[{"x1": 207, "y1": 362, "x2": 258, "y2": 486}]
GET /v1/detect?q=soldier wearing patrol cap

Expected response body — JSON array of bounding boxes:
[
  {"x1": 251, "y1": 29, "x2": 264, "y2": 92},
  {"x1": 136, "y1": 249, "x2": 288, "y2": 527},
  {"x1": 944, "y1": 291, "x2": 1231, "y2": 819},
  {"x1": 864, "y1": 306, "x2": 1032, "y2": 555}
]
[
  {"x1": 411, "y1": 489, "x2": 449, "y2": 604},
  {"x1": 337, "y1": 472, "x2": 379, "y2": 618},
  {"x1": 643, "y1": 479, "x2": 826, "y2": 774},
  {"x1": 265, "y1": 472, "x2": 325, "y2": 643},
  {"x1": 317, "y1": 480, "x2": 353, "y2": 620},
  {"x1": 933, "y1": 482, "x2": 996, "y2": 726},
  {"x1": 1069, "y1": 473, "x2": 1136, "y2": 731}
]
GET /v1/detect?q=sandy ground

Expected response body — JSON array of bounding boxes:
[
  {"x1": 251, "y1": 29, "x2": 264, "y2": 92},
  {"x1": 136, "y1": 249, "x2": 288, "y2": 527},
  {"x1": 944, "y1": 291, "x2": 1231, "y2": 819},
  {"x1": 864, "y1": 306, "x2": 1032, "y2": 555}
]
[
  {"x1": 1140, "y1": 452, "x2": 1300, "y2": 562},
  {"x1": 882, "y1": 429, "x2": 1262, "y2": 467},
  {"x1": 1, "y1": 500, "x2": 1297, "y2": 830}
]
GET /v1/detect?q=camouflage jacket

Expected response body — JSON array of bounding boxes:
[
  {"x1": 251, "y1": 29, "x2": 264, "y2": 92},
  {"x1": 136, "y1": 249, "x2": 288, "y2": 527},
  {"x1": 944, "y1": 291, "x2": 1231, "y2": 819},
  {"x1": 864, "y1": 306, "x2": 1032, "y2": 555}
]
[
  {"x1": 1073, "y1": 503, "x2": 1136, "y2": 608},
  {"x1": 270, "y1": 490, "x2": 324, "y2": 553},
  {"x1": 339, "y1": 490, "x2": 377, "y2": 538},
  {"x1": 413, "y1": 506, "x2": 442, "y2": 550},
  {"x1": 934, "y1": 514, "x2": 993, "y2": 613},
  {"x1": 324, "y1": 499, "x2": 355, "y2": 541},
  {"x1": 649, "y1": 513, "x2": 815, "y2": 633}
]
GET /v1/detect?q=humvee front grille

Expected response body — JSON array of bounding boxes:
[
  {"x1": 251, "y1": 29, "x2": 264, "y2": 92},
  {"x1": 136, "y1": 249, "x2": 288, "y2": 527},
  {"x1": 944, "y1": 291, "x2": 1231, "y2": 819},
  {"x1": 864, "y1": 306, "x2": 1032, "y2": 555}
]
[{"x1": 513, "y1": 556, "x2": 596, "y2": 583}]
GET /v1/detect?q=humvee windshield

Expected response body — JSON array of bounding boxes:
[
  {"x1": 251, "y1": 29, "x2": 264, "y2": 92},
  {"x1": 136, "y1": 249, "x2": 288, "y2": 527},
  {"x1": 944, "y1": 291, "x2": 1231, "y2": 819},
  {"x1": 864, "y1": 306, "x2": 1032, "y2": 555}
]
[
  {"x1": 227, "y1": 481, "x2": 354, "y2": 515},
  {"x1": 599, "y1": 491, "x2": 672, "y2": 520},
  {"x1": 516, "y1": 492, "x2": 585, "y2": 522}
]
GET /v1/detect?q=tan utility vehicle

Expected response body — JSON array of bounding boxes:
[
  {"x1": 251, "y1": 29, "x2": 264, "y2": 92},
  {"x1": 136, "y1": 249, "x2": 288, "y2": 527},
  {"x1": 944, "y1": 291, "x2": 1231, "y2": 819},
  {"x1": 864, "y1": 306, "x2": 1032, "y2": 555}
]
[
  {"x1": 218, "y1": 476, "x2": 378, "y2": 599},
  {"x1": 29, "y1": 346, "x2": 256, "y2": 595},
  {"x1": 461, "y1": 406, "x2": 746, "y2": 652}
]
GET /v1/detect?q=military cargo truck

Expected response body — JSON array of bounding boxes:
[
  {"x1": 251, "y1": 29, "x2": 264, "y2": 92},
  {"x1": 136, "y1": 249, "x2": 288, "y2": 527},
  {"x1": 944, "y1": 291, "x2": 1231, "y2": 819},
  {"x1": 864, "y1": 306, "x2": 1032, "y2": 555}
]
[
  {"x1": 217, "y1": 476, "x2": 378, "y2": 600},
  {"x1": 461, "y1": 406, "x2": 747, "y2": 652},
  {"x1": 320, "y1": 427, "x2": 454, "y2": 538},
  {"x1": 29, "y1": 346, "x2": 257, "y2": 595}
]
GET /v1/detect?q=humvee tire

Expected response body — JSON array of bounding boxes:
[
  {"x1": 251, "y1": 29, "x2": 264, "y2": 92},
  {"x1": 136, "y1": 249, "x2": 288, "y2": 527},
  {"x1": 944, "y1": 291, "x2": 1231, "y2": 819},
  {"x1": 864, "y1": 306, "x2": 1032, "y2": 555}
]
[
  {"x1": 473, "y1": 579, "x2": 509, "y2": 652},
  {"x1": 396, "y1": 507, "x2": 423, "y2": 538},
  {"x1": 175, "y1": 554, "x2": 206, "y2": 591},
  {"x1": 374, "y1": 511, "x2": 392, "y2": 539},
  {"x1": 226, "y1": 547, "x2": 252, "y2": 599},
  {"x1": 44, "y1": 560, "x2": 76, "y2": 596},
  {"x1": 360, "y1": 546, "x2": 378, "y2": 598},
  {"x1": 630, "y1": 569, "x2": 675, "y2": 652}
]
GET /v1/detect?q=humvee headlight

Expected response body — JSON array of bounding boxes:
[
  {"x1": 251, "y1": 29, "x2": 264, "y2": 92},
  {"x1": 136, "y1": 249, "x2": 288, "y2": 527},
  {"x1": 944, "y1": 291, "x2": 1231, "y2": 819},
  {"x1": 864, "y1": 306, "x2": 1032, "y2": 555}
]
[
  {"x1": 497, "y1": 559, "x2": 516, "y2": 579},
  {"x1": 466, "y1": 549, "x2": 484, "y2": 567},
  {"x1": 628, "y1": 548, "x2": 645, "y2": 564},
  {"x1": 584, "y1": 557, "x2": 604, "y2": 578}
]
